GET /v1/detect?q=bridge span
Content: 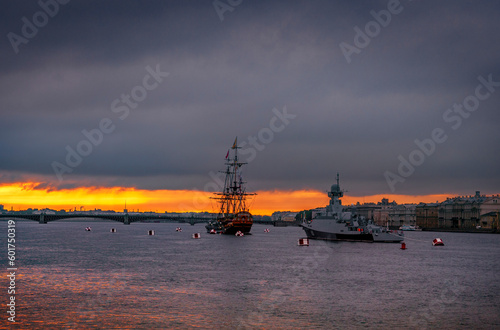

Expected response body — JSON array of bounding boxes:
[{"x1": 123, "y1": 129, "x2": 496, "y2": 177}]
[{"x1": 0, "y1": 213, "x2": 212, "y2": 225}]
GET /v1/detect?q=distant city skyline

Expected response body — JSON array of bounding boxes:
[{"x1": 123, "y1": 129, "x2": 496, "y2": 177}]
[{"x1": 1, "y1": 1, "x2": 499, "y2": 214}]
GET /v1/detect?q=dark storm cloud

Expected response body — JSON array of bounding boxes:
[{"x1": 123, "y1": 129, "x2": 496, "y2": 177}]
[{"x1": 1, "y1": 0, "x2": 499, "y2": 196}]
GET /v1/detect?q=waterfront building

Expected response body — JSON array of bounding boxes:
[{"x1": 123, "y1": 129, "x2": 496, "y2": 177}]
[
  {"x1": 437, "y1": 192, "x2": 500, "y2": 229},
  {"x1": 348, "y1": 202, "x2": 380, "y2": 223},
  {"x1": 372, "y1": 199, "x2": 395, "y2": 226},
  {"x1": 373, "y1": 208, "x2": 389, "y2": 227},
  {"x1": 416, "y1": 203, "x2": 439, "y2": 228},
  {"x1": 480, "y1": 211, "x2": 500, "y2": 230},
  {"x1": 271, "y1": 211, "x2": 298, "y2": 222},
  {"x1": 387, "y1": 204, "x2": 417, "y2": 228}
]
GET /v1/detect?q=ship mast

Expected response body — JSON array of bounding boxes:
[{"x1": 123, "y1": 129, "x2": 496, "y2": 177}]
[
  {"x1": 327, "y1": 172, "x2": 345, "y2": 215},
  {"x1": 213, "y1": 137, "x2": 255, "y2": 218}
]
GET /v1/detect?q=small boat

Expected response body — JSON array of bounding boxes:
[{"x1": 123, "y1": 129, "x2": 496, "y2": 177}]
[
  {"x1": 209, "y1": 229, "x2": 216, "y2": 234},
  {"x1": 235, "y1": 231, "x2": 244, "y2": 237},
  {"x1": 85, "y1": 227, "x2": 92, "y2": 231},
  {"x1": 432, "y1": 238, "x2": 444, "y2": 246},
  {"x1": 399, "y1": 225, "x2": 422, "y2": 231},
  {"x1": 175, "y1": 227, "x2": 182, "y2": 232}
]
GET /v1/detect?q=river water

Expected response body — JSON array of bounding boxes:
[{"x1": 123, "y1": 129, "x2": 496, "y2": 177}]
[{"x1": 1, "y1": 220, "x2": 499, "y2": 329}]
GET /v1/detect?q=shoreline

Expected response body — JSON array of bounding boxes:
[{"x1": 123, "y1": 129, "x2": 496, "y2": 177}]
[{"x1": 421, "y1": 228, "x2": 498, "y2": 234}]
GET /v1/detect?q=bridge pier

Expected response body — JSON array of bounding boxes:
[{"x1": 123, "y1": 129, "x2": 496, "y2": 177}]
[
  {"x1": 39, "y1": 213, "x2": 47, "y2": 224},
  {"x1": 124, "y1": 213, "x2": 130, "y2": 225}
]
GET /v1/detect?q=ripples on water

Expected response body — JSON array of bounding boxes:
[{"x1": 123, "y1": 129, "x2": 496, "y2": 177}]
[{"x1": 1, "y1": 221, "x2": 499, "y2": 329}]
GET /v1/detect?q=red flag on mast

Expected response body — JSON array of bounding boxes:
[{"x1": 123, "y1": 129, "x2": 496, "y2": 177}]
[{"x1": 225, "y1": 149, "x2": 229, "y2": 159}]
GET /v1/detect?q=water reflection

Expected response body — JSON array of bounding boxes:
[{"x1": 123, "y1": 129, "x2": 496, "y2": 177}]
[{"x1": 3, "y1": 221, "x2": 499, "y2": 328}]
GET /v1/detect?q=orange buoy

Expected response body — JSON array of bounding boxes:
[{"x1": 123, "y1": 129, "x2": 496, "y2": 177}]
[{"x1": 400, "y1": 242, "x2": 406, "y2": 250}]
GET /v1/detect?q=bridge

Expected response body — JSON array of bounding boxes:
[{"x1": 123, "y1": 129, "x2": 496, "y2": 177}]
[{"x1": 0, "y1": 213, "x2": 212, "y2": 225}]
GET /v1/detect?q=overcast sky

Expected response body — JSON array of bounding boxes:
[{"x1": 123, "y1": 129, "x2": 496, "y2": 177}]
[{"x1": 1, "y1": 0, "x2": 499, "y2": 197}]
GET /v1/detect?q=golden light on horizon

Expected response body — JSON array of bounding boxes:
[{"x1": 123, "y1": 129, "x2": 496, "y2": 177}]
[
  {"x1": 0, "y1": 182, "x2": 453, "y2": 215},
  {"x1": 0, "y1": 183, "x2": 148, "y2": 210}
]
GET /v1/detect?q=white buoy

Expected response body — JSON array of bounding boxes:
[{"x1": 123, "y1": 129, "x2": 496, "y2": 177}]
[
  {"x1": 298, "y1": 238, "x2": 309, "y2": 246},
  {"x1": 192, "y1": 233, "x2": 201, "y2": 239},
  {"x1": 148, "y1": 230, "x2": 155, "y2": 236},
  {"x1": 110, "y1": 228, "x2": 116, "y2": 233}
]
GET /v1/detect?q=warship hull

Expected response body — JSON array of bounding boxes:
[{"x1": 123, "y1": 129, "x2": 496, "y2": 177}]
[{"x1": 301, "y1": 225, "x2": 403, "y2": 243}]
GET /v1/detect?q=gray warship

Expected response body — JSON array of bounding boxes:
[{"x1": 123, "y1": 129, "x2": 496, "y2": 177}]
[{"x1": 300, "y1": 174, "x2": 404, "y2": 243}]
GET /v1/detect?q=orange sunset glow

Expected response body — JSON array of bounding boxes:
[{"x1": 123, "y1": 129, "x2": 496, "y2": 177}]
[{"x1": 0, "y1": 182, "x2": 452, "y2": 215}]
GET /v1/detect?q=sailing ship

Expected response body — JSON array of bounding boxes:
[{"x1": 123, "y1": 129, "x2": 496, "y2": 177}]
[
  {"x1": 300, "y1": 174, "x2": 404, "y2": 243},
  {"x1": 205, "y1": 138, "x2": 255, "y2": 235}
]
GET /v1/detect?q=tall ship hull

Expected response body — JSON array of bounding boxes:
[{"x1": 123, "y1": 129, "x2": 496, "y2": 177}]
[
  {"x1": 205, "y1": 138, "x2": 255, "y2": 235},
  {"x1": 206, "y1": 211, "x2": 253, "y2": 235},
  {"x1": 300, "y1": 174, "x2": 404, "y2": 243}
]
